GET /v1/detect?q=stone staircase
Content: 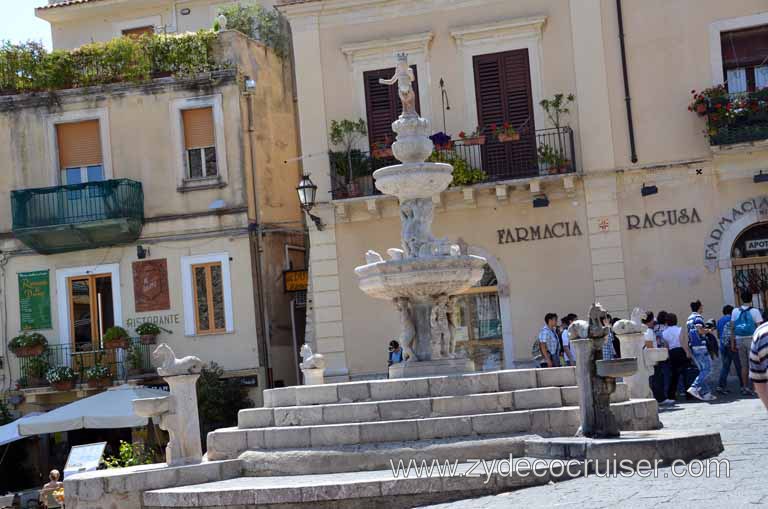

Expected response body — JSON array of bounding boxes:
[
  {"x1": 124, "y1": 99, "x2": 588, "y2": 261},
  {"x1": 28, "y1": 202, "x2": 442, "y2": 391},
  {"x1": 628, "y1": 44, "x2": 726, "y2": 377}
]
[{"x1": 206, "y1": 367, "x2": 659, "y2": 475}]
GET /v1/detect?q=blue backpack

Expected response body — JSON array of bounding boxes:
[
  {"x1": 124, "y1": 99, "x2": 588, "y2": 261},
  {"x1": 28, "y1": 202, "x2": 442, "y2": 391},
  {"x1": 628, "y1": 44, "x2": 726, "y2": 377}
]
[{"x1": 734, "y1": 307, "x2": 757, "y2": 337}]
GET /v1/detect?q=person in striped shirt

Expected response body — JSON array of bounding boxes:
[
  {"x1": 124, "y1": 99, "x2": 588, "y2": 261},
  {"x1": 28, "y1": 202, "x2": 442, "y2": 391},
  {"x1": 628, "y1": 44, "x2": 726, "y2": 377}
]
[{"x1": 750, "y1": 322, "x2": 768, "y2": 410}]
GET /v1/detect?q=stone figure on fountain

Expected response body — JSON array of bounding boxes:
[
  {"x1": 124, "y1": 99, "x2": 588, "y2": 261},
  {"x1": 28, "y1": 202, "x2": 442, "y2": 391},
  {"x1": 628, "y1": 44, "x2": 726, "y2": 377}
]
[
  {"x1": 394, "y1": 297, "x2": 418, "y2": 361},
  {"x1": 379, "y1": 53, "x2": 417, "y2": 117}
]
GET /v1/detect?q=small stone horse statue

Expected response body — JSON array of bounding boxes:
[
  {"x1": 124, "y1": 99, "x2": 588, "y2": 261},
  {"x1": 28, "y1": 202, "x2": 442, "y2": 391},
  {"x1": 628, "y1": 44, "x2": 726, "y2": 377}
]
[
  {"x1": 153, "y1": 343, "x2": 203, "y2": 377},
  {"x1": 299, "y1": 344, "x2": 326, "y2": 371}
]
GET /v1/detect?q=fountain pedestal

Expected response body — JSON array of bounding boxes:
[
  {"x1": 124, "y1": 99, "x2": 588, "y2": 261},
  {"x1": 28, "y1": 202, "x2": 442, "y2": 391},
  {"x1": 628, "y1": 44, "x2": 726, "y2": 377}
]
[{"x1": 618, "y1": 332, "x2": 669, "y2": 399}]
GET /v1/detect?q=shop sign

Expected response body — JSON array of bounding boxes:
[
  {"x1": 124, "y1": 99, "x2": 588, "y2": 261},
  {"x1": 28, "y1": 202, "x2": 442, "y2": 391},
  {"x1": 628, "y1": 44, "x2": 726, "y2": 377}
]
[
  {"x1": 125, "y1": 314, "x2": 180, "y2": 329},
  {"x1": 705, "y1": 196, "x2": 768, "y2": 271},
  {"x1": 284, "y1": 269, "x2": 308, "y2": 292},
  {"x1": 746, "y1": 238, "x2": 768, "y2": 252},
  {"x1": 132, "y1": 259, "x2": 171, "y2": 312},
  {"x1": 18, "y1": 270, "x2": 52, "y2": 330},
  {"x1": 497, "y1": 221, "x2": 583, "y2": 245},
  {"x1": 626, "y1": 208, "x2": 701, "y2": 230}
]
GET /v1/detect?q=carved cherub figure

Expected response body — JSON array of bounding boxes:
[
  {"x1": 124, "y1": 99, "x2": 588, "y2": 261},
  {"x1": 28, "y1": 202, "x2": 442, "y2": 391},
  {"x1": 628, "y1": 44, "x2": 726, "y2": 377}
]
[
  {"x1": 379, "y1": 53, "x2": 417, "y2": 116},
  {"x1": 394, "y1": 297, "x2": 418, "y2": 361}
]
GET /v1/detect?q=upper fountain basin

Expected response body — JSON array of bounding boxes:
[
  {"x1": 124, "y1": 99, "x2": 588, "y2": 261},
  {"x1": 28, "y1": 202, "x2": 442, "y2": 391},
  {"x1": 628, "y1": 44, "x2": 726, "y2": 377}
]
[
  {"x1": 596, "y1": 357, "x2": 638, "y2": 378},
  {"x1": 355, "y1": 254, "x2": 486, "y2": 300},
  {"x1": 373, "y1": 162, "x2": 453, "y2": 201}
]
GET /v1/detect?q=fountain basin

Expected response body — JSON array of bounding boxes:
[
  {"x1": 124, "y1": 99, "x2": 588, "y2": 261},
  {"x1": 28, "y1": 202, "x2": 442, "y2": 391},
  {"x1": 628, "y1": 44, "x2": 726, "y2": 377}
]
[
  {"x1": 644, "y1": 348, "x2": 669, "y2": 364},
  {"x1": 596, "y1": 357, "x2": 638, "y2": 378},
  {"x1": 355, "y1": 255, "x2": 486, "y2": 300},
  {"x1": 373, "y1": 162, "x2": 453, "y2": 200}
]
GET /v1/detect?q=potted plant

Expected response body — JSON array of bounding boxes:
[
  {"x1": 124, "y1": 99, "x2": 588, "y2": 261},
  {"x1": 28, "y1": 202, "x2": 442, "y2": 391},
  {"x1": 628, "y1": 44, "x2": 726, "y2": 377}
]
[
  {"x1": 492, "y1": 122, "x2": 520, "y2": 142},
  {"x1": 126, "y1": 345, "x2": 145, "y2": 377},
  {"x1": 458, "y1": 127, "x2": 486, "y2": 146},
  {"x1": 25, "y1": 356, "x2": 50, "y2": 387},
  {"x1": 9, "y1": 332, "x2": 48, "y2": 357},
  {"x1": 540, "y1": 93, "x2": 575, "y2": 132},
  {"x1": 136, "y1": 323, "x2": 161, "y2": 345},
  {"x1": 371, "y1": 138, "x2": 393, "y2": 159},
  {"x1": 84, "y1": 364, "x2": 113, "y2": 388},
  {"x1": 103, "y1": 326, "x2": 130, "y2": 350},
  {"x1": 46, "y1": 366, "x2": 76, "y2": 391},
  {"x1": 537, "y1": 144, "x2": 571, "y2": 175},
  {"x1": 429, "y1": 132, "x2": 453, "y2": 150},
  {"x1": 428, "y1": 152, "x2": 486, "y2": 187},
  {"x1": 329, "y1": 118, "x2": 368, "y2": 193}
]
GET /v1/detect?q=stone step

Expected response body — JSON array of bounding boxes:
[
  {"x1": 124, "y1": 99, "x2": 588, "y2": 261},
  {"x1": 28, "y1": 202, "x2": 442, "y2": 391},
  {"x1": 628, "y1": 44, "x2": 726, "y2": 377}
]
[
  {"x1": 239, "y1": 384, "x2": 630, "y2": 429},
  {"x1": 262, "y1": 367, "x2": 577, "y2": 408},
  {"x1": 240, "y1": 434, "x2": 533, "y2": 476},
  {"x1": 207, "y1": 399, "x2": 658, "y2": 461},
  {"x1": 143, "y1": 457, "x2": 584, "y2": 508}
]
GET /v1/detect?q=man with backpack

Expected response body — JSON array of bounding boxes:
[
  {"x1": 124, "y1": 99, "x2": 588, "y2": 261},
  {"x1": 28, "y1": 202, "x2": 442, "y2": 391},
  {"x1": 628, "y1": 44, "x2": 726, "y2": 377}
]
[{"x1": 732, "y1": 289, "x2": 763, "y2": 396}]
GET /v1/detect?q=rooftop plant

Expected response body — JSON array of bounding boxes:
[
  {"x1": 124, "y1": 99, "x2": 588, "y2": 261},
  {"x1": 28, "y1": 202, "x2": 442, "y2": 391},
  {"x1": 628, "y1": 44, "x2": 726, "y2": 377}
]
[
  {"x1": 215, "y1": 3, "x2": 289, "y2": 59},
  {"x1": 0, "y1": 31, "x2": 224, "y2": 96}
]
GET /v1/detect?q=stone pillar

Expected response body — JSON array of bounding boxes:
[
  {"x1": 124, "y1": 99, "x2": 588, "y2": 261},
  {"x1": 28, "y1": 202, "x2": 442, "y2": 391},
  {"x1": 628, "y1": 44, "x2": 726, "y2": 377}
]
[
  {"x1": 301, "y1": 368, "x2": 325, "y2": 385},
  {"x1": 571, "y1": 338, "x2": 595, "y2": 435},
  {"x1": 164, "y1": 374, "x2": 202, "y2": 465}
]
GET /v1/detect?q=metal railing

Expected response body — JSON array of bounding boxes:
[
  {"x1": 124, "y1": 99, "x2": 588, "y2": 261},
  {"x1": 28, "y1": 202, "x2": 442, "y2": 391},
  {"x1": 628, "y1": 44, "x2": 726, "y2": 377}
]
[
  {"x1": 710, "y1": 122, "x2": 768, "y2": 146},
  {"x1": 11, "y1": 179, "x2": 144, "y2": 230},
  {"x1": 329, "y1": 127, "x2": 576, "y2": 200},
  {"x1": 17, "y1": 339, "x2": 155, "y2": 389}
]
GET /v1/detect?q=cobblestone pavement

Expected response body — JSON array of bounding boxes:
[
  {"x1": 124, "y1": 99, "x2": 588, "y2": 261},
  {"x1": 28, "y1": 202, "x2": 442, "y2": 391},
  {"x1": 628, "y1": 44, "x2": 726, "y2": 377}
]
[{"x1": 425, "y1": 394, "x2": 767, "y2": 509}]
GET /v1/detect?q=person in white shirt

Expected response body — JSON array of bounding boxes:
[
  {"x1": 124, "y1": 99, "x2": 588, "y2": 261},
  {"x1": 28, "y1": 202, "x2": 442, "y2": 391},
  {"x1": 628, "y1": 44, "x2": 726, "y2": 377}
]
[
  {"x1": 560, "y1": 314, "x2": 576, "y2": 366},
  {"x1": 661, "y1": 313, "x2": 693, "y2": 403},
  {"x1": 731, "y1": 289, "x2": 764, "y2": 395}
]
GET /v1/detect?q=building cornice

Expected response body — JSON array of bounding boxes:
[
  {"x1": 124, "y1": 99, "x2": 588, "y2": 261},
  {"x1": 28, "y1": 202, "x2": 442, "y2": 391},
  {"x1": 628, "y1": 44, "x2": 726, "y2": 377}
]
[
  {"x1": 340, "y1": 32, "x2": 434, "y2": 65},
  {"x1": 450, "y1": 15, "x2": 547, "y2": 45}
]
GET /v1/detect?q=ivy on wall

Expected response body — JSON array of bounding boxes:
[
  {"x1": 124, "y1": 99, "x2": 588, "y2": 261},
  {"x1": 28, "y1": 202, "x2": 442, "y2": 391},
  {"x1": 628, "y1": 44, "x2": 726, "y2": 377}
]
[{"x1": 214, "y1": 3, "x2": 289, "y2": 59}]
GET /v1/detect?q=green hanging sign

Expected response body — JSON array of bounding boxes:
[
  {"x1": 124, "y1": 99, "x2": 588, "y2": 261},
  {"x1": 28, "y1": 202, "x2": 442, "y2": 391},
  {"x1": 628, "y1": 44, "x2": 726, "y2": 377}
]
[{"x1": 18, "y1": 270, "x2": 52, "y2": 330}]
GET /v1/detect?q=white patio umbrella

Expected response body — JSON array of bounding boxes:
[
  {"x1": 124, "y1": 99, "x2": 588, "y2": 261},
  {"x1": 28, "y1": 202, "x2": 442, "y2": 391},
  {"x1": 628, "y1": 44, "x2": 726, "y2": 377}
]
[
  {"x1": 0, "y1": 412, "x2": 42, "y2": 446},
  {"x1": 18, "y1": 385, "x2": 169, "y2": 436}
]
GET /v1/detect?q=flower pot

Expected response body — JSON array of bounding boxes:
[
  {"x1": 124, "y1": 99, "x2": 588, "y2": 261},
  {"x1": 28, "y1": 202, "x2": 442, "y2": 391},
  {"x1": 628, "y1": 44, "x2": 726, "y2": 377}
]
[
  {"x1": 140, "y1": 334, "x2": 157, "y2": 345},
  {"x1": 52, "y1": 380, "x2": 75, "y2": 391},
  {"x1": 558, "y1": 161, "x2": 572, "y2": 174},
  {"x1": 87, "y1": 377, "x2": 113, "y2": 389},
  {"x1": 371, "y1": 148, "x2": 393, "y2": 159},
  {"x1": 104, "y1": 337, "x2": 129, "y2": 350},
  {"x1": 695, "y1": 103, "x2": 707, "y2": 114},
  {"x1": 13, "y1": 344, "x2": 45, "y2": 358},
  {"x1": 28, "y1": 375, "x2": 46, "y2": 387},
  {"x1": 460, "y1": 136, "x2": 486, "y2": 146},
  {"x1": 435, "y1": 142, "x2": 454, "y2": 151},
  {"x1": 346, "y1": 181, "x2": 361, "y2": 198},
  {"x1": 498, "y1": 132, "x2": 520, "y2": 142}
]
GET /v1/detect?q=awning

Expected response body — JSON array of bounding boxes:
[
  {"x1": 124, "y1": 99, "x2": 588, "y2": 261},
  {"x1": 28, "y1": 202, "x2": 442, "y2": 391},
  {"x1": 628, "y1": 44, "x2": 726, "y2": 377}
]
[
  {"x1": 0, "y1": 413, "x2": 42, "y2": 446},
  {"x1": 18, "y1": 385, "x2": 169, "y2": 436}
]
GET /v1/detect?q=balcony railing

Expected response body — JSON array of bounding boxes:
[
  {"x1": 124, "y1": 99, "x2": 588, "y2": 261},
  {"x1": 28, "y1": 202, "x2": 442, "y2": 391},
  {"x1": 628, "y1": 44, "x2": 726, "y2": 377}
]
[
  {"x1": 710, "y1": 123, "x2": 768, "y2": 146},
  {"x1": 11, "y1": 178, "x2": 144, "y2": 254},
  {"x1": 17, "y1": 339, "x2": 156, "y2": 389},
  {"x1": 330, "y1": 127, "x2": 576, "y2": 200}
]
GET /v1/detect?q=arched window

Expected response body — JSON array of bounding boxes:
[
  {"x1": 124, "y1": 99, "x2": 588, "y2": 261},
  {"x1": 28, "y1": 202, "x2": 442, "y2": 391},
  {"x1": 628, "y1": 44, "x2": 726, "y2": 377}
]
[
  {"x1": 451, "y1": 264, "x2": 504, "y2": 371},
  {"x1": 732, "y1": 222, "x2": 768, "y2": 310}
]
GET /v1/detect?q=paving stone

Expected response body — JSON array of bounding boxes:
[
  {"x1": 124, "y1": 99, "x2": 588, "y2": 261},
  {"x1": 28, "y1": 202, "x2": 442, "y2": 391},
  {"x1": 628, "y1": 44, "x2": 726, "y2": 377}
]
[
  {"x1": 263, "y1": 427, "x2": 311, "y2": 449},
  {"x1": 266, "y1": 387, "x2": 296, "y2": 407},
  {"x1": 513, "y1": 387, "x2": 563, "y2": 410},
  {"x1": 359, "y1": 420, "x2": 419, "y2": 443},
  {"x1": 337, "y1": 382, "x2": 371, "y2": 402},
  {"x1": 295, "y1": 384, "x2": 339, "y2": 406},
  {"x1": 274, "y1": 406, "x2": 324, "y2": 426},
  {"x1": 310, "y1": 423, "x2": 361, "y2": 446},
  {"x1": 535, "y1": 367, "x2": 577, "y2": 387},
  {"x1": 471, "y1": 411, "x2": 531, "y2": 434},
  {"x1": 546, "y1": 407, "x2": 580, "y2": 435},
  {"x1": 379, "y1": 398, "x2": 432, "y2": 420},
  {"x1": 429, "y1": 372, "x2": 499, "y2": 397},
  {"x1": 498, "y1": 369, "x2": 537, "y2": 391},
  {"x1": 323, "y1": 401, "x2": 380, "y2": 424},
  {"x1": 369, "y1": 378, "x2": 430, "y2": 401},
  {"x1": 417, "y1": 416, "x2": 473, "y2": 440},
  {"x1": 300, "y1": 480, "x2": 381, "y2": 502},
  {"x1": 245, "y1": 429, "x2": 265, "y2": 449},
  {"x1": 238, "y1": 408, "x2": 274, "y2": 429},
  {"x1": 431, "y1": 393, "x2": 508, "y2": 417},
  {"x1": 560, "y1": 386, "x2": 580, "y2": 406},
  {"x1": 207, "y1": 428, "x2": 246, "y2": 458}
]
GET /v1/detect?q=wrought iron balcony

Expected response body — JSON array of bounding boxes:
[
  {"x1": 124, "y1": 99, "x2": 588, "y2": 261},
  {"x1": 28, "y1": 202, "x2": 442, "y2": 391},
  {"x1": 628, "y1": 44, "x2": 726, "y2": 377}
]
[
  {"x1": 710, "y1": 122, "x2": 768, "y2": 146},
  {"x1": 11, "y1": 179, "x2": 144, "y2": 254},
  {"x1": 329, "y1": 127, "x2": 576, "y2": 200},
  {"x1": 17, "y1": 339, "x2": 155, "y2": 389}
]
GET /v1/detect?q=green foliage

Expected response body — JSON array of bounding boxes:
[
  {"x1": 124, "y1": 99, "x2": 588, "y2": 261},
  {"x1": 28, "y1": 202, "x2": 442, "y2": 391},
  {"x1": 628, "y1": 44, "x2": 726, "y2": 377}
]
[
  {"x1": 539, "y1": 93, "x2": 575, "y2": 129},
  {"x1": 25, "y1": 356, "x2": 50, "y2": 378},
  {"x1": 428, "y1": 151, "x2": 486, "y2": 187},
  {"x1": 537, "y1": 143, "x2": 568, "y2": 168},
  {"x1": 216, "y1": 3, "x2": 289, "y2": 58},
  {"x1": 329, "y1": 119, "x2": 367, "y2": 151},
  {"x1": 103, "y1": 440, "x2": 159, "y2": 469},
  {"x1": 46, "y1": 366, "x2": 76, "y2": 384},
  {"x1": 0, "y1": 31, "x2": 222, "y2": 95},
  {"x1": 126, "y1": 345, "x2": 144, "y2": 370},
  {"x1": 9, "y1": 332, "x2": 48, "y2": 350},
  {"x1": 197, "y1": 363, "x2": 253, "y2": 445},
  {"x1": 136, "y1": 322, "x2": 161, "y2": 336},
  {"x1": 0, "y1": 400, "x2": 11, "y2": 426},
  {"x1": 328, "y1": 149, "x2": 372, "y2": 178},
  {"x1": 84, "y1": 364, "x2": 111, "y2": 380},
  {"x1": 104, "y1": 326, "x2": 129, "y2": 341}
]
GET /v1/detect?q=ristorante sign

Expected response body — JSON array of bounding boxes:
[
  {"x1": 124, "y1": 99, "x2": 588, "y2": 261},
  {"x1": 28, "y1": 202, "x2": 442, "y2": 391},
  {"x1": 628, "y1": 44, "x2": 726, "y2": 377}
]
[{"x1": 704, "y1": 196, "x2": 768, "y2": 271}]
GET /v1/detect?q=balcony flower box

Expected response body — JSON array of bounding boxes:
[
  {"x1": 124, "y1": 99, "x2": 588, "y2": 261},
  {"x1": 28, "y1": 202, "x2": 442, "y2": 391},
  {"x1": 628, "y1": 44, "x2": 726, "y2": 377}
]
[
  {"x1": 371, "y1": 147, "x2": 393, "y2": 159},
  {"x1": 136, "y1": 323, "x2": 160, "y2": 345},
  {"x1": 460, "y1": 135, "x2": 486, "y2": 146},
  {"x1": 10, "y1": 332, "x2": 48, "y2": 358},
  {"x1": 52, "y1": 380, "x2": 76, "y2": 391},
  {"x1": 85, "y1": 365, "x2": 113, "y2": 389},
  {"x1": 498, "y1": 132, "x2": 520, "y2": 142},
  {"x1": 46, "y1": 366, "x2": 76, "y2": 391},
  {"x1": 492, "y1": 123, "x2": 520, "y2": 143},
  {"x1": 103, "y1": 326, "x2": 130, "y2": 350}
]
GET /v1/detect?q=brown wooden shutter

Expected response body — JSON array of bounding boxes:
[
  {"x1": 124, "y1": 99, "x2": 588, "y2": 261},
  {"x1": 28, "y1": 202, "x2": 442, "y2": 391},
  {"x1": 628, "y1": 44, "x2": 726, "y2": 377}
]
[
  {"x1": 122, "y1": 26, "x2": 154, "y2": 39},
  {"x1": 182, "y1": 107, "x2": 215, "y2": 149},
  {"x1": 721, "y1": 25, "x2": 768, "y2": 69},
  {"x1": 363, "y1": 66, "x2": 420, "y2": 149},
  {"x1": 57, "y1": 120, "x2": 102, "y2": 169},
  {"x1": 473, "y1": 49, "x2": 536, "y2": 179}
]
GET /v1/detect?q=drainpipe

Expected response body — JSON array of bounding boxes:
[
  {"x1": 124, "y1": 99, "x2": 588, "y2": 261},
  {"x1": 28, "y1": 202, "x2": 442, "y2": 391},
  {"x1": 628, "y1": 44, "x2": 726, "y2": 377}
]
[{"x1": 616, "y1": 0, "x2": 638, "y2": 163}]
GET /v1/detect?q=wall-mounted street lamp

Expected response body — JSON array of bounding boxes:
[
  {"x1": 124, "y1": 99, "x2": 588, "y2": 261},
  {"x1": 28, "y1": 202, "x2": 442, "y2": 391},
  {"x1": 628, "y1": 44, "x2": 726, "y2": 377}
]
[
  {"x1": 297, "y1": 173, "x2": 324, "y2": 231},
  {"x1": 641, "y1": 183, "x2": 658, "y2": 197},
  {"x1": 533, "y1": 194, "x2": 549, "y2": 208},
  {"x1": 754, "y1": 171, "x2": 768, "y2": 184}
]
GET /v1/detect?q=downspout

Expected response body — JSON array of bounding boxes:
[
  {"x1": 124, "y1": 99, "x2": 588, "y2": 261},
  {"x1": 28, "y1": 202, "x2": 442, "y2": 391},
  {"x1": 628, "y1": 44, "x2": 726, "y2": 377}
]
[
  {"x1": 243, "y1": 87, "x2": 272, "y2": 388},
  {"x1": 616, "y1": 0, "x2": 638, "y2": 163}
]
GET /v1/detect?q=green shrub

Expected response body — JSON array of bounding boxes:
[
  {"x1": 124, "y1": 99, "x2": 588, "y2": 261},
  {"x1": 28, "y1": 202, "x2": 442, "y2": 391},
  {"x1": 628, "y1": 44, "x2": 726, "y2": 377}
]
[
  {"x1": 126, "y1": 345, "x2": 144, "y2": 370},
  {"x1": 9, "y1": 332, "x2": 48, "y2": 351},
  {"x1": 103, "y1": 440, "x2": 160, "y2": 468},
  {"x1": 104, "y1": 326, "x2": 129, "y2": 342},
  {"x1": 197, "y1": 363, "x2": 253, "y2": 446},
  {"x1": 216, "y1": 3, "x2": 289, "y2": 58},
  {"x1": 25, "y1": 356, "x2": 50, "y2": 378},
  {"x1": 428, "y1": 151, "x2": 486, "y2": 186}
]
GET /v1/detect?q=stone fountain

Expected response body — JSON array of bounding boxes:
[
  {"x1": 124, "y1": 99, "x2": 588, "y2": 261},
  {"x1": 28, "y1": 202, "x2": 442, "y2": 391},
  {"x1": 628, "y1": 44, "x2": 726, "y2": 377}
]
[{"x1": 355, "y1": 53, "x2": 487, "y2": 378}]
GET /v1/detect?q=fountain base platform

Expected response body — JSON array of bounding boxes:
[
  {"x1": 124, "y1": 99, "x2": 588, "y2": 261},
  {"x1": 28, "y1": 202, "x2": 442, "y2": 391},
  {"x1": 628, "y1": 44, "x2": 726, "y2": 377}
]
[{"x1": 389, "y1": 357, "x2": 475, "y2": 379}]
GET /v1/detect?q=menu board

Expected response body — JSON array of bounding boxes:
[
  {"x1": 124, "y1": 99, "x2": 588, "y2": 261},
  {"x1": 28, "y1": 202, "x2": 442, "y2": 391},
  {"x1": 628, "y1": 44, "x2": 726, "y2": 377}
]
[
  {"x1": 18, "y1": 270, "x2": 52, "y2": 330},
  {"x1": 64, "y1": 442, "x2": 107, "y2": 478}
]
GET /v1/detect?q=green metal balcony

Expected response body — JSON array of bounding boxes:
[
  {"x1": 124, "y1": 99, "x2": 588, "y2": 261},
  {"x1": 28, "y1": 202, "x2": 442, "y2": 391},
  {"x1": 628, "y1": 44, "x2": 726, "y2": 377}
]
[{"x1": 11, "y1": 179, "x2": 144, "y2": 254}]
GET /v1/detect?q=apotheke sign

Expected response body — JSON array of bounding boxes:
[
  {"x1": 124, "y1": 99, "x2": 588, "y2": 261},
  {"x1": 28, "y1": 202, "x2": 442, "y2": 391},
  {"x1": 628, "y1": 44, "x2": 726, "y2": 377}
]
[{"x1": 746, "y1": 238, "x2": 768, "y2": 252}]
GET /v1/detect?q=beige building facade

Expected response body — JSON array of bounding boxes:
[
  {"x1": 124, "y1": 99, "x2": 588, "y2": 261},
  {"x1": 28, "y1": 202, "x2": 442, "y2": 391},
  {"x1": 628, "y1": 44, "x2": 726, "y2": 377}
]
[
  {"x1": 279, "y1": 0, "x2": 768, "y2": 380},
  {"x1": 0, "y1": 20, "x2": 304, "y2": 414}
]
